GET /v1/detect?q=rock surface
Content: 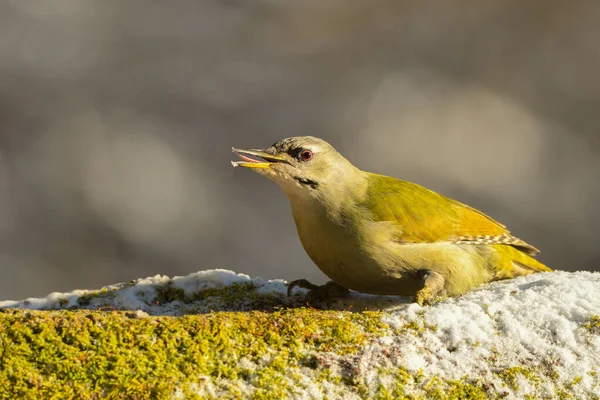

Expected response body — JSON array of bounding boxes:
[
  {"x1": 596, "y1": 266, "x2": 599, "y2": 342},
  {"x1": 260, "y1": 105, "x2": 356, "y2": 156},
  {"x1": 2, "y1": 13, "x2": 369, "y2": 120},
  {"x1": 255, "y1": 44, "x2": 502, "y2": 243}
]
[{"x1": 1, "y1": 270, "x2": 599, "y2": 399}]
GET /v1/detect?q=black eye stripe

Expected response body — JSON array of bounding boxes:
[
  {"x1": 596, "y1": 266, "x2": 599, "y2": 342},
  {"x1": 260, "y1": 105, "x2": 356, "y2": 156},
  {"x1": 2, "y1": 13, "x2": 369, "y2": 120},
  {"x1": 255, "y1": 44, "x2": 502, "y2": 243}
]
[{"x1": 291, "y1": 148, "x2": 313, "y2": 161}]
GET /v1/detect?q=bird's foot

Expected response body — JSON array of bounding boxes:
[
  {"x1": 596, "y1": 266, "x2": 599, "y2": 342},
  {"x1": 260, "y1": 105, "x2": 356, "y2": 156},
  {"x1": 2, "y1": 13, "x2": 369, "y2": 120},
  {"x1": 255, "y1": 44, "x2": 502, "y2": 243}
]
[
  {"x1": 414, "y1": 270, "x2": 447, "y2": 306},
  {"x1": 287, "y1": 279, "x2": 349, "y2": 303},
  {"x1": 415, "y1": 287, "x2": 435, "y2": 306},
  {"x1": 287, "y1": 279, "x2": 320, "y2": 295}
]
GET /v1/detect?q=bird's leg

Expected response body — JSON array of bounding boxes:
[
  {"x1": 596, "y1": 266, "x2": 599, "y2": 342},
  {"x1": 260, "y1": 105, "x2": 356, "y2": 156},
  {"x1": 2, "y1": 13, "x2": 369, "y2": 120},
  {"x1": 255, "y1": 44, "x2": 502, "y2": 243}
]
[
  {"x1": 414, "y1": 270, "x2": 447, "y2": 306},
  {"x1": 287, "y1": 279, "x2": 349, "y2": 302}
]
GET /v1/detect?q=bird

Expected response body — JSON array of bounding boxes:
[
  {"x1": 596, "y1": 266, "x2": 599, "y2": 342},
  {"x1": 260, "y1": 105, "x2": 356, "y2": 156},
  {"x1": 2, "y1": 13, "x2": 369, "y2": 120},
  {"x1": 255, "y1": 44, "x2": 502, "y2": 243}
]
[{"x1": 231, "y1": 136, "x2": 551, "y2": 305}]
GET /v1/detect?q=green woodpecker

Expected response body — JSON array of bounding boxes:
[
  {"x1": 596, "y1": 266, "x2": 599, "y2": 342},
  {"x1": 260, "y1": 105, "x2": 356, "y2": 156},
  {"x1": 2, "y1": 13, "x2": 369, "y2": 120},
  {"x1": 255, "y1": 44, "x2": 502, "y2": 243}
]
[{"x1": 232, "y1": 136, "x2": 550, "y2": 305}]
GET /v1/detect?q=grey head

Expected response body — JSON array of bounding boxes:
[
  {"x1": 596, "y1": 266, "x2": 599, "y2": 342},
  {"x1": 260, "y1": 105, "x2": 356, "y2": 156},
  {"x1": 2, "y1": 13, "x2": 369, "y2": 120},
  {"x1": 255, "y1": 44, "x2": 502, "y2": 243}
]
[{"x1": 231, "y1": 136, "x2": 358, "y2": 196}]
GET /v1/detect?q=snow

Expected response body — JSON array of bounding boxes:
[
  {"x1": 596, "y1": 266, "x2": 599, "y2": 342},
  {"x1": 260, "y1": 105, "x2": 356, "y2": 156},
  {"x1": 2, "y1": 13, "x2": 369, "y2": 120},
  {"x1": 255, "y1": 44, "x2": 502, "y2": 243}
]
[
  {"x1": 0, "y1": 269, "x2": 297, "y2": 314},
  {"x1": 374, "y1": 271, "x2": 600, "y2": 397},
  {"x1": 1, "y1": 269, "x2": 599, "y2": 398}
]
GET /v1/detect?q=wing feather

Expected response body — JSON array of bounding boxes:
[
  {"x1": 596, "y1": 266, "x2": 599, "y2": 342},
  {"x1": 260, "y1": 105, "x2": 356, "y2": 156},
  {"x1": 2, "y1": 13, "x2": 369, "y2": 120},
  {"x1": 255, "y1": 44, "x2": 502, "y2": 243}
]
[{"x1": 362, "y1": 174, "x2": 539, "y2": 255}]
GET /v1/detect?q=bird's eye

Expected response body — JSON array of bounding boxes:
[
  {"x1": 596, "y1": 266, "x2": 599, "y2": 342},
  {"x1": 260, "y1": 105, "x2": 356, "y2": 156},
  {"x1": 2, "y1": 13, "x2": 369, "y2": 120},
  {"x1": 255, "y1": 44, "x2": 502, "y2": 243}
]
[{"x1": 300, "y1": 149, "x2": 313, "y2": 161}]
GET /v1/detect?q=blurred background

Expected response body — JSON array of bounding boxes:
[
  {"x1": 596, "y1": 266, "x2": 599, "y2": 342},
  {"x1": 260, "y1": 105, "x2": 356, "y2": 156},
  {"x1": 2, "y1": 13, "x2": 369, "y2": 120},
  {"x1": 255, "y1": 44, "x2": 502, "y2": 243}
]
[{"x1": 0, "y1": 0, "x2": 599, "y2": 299}]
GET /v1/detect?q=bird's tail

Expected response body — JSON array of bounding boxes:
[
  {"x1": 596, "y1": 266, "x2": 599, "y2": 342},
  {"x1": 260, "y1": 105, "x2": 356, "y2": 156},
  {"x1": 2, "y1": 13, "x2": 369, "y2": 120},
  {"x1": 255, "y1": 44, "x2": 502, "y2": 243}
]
[{"x1": 493, "y1": 245, "x2": 551, "y2": 279}]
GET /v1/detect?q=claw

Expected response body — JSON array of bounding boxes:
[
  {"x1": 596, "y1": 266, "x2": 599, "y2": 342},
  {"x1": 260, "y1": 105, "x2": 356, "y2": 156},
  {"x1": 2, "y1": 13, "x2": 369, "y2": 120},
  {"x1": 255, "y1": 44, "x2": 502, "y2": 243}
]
[
  {"x1": 288, "y1": 279, "x2": 350, "y2": 304},
  {"x1": 287, "y1": 279, "x2": 320, "y2": 296},
  {"x1": 414, "y1": 270, "x2": 447, "y2": 306},
  {"x1": 415, "y1": 287, "x2": 432, "y2": 306}
]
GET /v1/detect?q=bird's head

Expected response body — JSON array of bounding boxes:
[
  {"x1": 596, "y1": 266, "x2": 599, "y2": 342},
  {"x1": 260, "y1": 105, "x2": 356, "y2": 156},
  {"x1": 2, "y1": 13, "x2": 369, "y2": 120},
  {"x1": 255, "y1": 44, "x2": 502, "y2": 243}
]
[{"x1": 232, "y1": 136, "x2": 357, "y2": 197}]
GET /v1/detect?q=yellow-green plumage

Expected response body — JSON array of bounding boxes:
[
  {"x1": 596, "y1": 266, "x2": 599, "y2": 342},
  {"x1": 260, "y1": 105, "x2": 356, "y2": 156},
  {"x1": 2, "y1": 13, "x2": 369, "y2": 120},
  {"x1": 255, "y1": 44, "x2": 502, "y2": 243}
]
[
  {"x1": 363, "y1": 173, "x2": 546, "y2": 262},
  {"x1": 232, "y1": 136, "x2": 551, "y2": 303}
]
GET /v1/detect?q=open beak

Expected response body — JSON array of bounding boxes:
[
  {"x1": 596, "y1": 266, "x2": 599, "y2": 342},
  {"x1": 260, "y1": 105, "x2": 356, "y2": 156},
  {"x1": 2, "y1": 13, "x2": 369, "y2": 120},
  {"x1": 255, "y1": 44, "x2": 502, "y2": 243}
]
[{"x1": 231, "y1": 147, "x2": 287, "y2": 169}]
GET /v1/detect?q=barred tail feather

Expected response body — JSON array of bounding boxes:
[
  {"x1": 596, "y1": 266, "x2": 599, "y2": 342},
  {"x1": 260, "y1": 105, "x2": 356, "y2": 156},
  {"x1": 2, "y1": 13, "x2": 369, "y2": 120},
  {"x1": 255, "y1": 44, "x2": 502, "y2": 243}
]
[{"x1": 493, "y1": 245, "x2": 551, "y2": 280}]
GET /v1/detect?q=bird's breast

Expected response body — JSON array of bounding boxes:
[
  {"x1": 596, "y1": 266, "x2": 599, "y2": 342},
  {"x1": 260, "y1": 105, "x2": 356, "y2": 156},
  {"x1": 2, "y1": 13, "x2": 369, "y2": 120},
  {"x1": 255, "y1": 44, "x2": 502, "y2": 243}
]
[
  {"x1": 290, "y1": 199, "x2": 355, "y2": 267},
  {"x1": 288, "y1": 196, "x2": 403, "y2": 291}
]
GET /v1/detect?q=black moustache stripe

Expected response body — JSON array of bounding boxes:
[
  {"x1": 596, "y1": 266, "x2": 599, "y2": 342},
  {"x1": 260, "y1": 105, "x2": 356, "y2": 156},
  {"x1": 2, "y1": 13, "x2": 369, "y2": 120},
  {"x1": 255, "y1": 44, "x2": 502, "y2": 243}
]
[{"x1": 294, "y1": 177, "x2": 319, "y2": 189}]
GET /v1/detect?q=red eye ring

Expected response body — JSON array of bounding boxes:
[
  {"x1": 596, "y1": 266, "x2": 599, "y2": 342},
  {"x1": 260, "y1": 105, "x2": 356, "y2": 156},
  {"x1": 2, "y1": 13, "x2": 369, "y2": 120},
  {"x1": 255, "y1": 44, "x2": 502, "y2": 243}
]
[{"x1": 300, "y1": 149, "x2": 313, "y2": 161}]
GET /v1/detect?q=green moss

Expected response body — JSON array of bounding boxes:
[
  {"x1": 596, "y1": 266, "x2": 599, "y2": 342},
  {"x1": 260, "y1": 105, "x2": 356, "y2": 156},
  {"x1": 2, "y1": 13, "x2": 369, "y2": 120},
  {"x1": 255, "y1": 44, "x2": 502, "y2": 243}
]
[
  {"x1": 395, "y1": 315, "x2": 437, "y2": 337},
  {"x1": 76, "y1": 287, "x2": 118, "y2": 308},
  {"x1": 555, "y1": 389, "x2": 575, "y2": 400},
  {"x1": 0, "y1": 299, "x2": 596, "y2": 399},
  {"x1": 497, "y1": 366, "x2": 541, "y2": 391},
  {"x1": 374, "y1": 368, "x2": 488, "y2": 400},
  {"x1": 0, "y1": 306, "x2": 495, "y2": 400},
  {"x1": 427, "y1": 378, "x2": 488, "y2": 400},
  {"x1": 150, "y1": 281, "x2": 289, "y2": 312},
  {"x1": 201, "y1": 282, "x2": 287, "y2": 311},
  {"x1": 584, "y1": 315, "x2": 600, "y2": 335},
  {"x1": 0, "y1": 308, "x2": 385, "y2": 399},
  {"x1": 374, "y1": 367, "x2": 414, "y2": 400},
  {"x1": 54, "y1": 280, "x2": 291, "y2": 313},
  {"x1": 374, "y1": 363, "x2": 587, "y2": 400},
  {"x1": 153, "y1": 282, "x2": 186, "y2": 304}
]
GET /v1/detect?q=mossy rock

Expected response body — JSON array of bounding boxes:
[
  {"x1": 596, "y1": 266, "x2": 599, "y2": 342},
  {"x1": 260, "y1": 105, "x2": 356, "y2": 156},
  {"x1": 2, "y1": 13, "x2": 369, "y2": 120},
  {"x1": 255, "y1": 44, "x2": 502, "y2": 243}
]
[{"x1": 1, "y1": 270, "x2": 599, "y2": 399}]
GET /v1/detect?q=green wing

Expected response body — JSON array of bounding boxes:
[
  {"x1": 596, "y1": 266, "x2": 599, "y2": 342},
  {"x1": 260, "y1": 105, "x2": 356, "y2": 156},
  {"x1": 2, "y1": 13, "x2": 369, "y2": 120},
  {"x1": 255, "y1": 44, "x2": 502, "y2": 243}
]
[{"x1": 361, "y1": 173, "x2": 539, "y2": 255}]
